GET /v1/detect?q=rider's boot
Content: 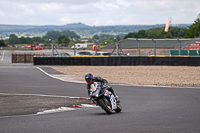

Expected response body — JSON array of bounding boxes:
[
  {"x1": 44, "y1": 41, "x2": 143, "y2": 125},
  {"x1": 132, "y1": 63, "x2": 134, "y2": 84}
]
[
  {"x1": 114, "y1": 94, "x2": 120, "y2": 103},
  {"x1": 107, "y1": 86, "x2": 120, "y2": 103}
]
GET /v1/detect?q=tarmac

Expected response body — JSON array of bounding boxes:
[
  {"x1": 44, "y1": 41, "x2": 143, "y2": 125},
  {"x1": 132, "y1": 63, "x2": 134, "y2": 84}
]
[{"x1": 0, "y1": 67, "x2": 90, "y2": 117}]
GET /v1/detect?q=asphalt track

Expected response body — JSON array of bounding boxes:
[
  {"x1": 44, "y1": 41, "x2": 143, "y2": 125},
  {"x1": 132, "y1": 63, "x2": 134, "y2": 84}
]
[{"x1": 1, "y1": 50, "x2": 200, "y2": 133}]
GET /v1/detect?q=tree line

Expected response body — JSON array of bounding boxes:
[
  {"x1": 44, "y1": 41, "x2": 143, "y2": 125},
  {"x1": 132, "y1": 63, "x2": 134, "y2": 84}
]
[
  {"x1": 123, "y1": 17, "x2": 200, "y2": 39},
  {"x1": 123, "y1": 27, "x2": 187, "y2": 39},
  {"x1": 0, "y1": 30, "x2": 80, "y2": 46}
]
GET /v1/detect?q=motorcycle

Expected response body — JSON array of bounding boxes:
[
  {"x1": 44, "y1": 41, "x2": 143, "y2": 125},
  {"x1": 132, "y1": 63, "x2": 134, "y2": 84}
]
[{"x1": 89, "y1": 82, "x2": 122, "y2": 114}]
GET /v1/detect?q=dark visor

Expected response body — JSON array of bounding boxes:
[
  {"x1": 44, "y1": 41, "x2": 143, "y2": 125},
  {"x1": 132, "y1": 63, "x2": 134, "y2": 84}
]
[{"x1": 86, "y1": 78, "x2": 91, "y2": 82}]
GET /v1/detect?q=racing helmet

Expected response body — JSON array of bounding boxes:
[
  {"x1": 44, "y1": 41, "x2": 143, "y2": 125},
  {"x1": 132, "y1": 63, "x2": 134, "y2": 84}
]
[{"x1": 85, "y1": 73, "x2": 94, "y2": 84}]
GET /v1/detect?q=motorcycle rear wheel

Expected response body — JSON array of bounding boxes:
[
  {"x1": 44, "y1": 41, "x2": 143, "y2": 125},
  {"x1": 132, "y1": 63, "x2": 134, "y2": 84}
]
[{"x1": 99, "y1": 98, "x2": 112, "y2": 114}]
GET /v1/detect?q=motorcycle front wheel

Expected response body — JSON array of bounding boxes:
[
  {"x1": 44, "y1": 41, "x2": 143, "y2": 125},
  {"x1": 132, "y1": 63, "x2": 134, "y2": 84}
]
[
  {"x1": 99, "y1": 98, "x2": 112, "y2": 114},
  {"x1": 115, "y1": 103, "x2": 122, "y2": 113}
]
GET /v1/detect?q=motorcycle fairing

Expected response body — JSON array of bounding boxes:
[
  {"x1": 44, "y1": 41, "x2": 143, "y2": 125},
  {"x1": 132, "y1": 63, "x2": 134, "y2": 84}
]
[{"x1": 104, "y1": 90, "x2": 117, "y2": 110}]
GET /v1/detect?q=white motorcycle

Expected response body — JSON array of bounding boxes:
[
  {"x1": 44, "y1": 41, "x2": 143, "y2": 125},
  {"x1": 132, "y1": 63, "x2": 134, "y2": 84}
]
[{"x1": 90, "y1": 82, "x2": 122, "y2": 114}]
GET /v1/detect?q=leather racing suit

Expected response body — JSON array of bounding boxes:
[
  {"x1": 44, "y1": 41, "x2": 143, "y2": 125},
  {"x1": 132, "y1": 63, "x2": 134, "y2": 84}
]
[{"x1": 86, "y1": 76, "x2": 118, "y2": 100}]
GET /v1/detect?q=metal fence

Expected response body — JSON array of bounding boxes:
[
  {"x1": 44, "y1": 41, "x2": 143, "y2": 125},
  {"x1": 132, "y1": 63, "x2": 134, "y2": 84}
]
[
  {"x1": 103, "y1": 38, "x2": 200, "y2": 56},
  {"x1": 12, "y1": 53, "x2": 51, "y2": 63}
]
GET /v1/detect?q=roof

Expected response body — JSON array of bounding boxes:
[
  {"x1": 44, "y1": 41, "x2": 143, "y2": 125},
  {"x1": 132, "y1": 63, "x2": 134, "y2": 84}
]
[{"x1": 102, "y1": 38, "x2": 199, "y2": 49}]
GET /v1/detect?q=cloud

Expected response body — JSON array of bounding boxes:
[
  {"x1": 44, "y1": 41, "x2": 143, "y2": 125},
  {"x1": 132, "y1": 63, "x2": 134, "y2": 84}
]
[{"x1": 0, "y1": 0, "x2": 200, "y2": 25}]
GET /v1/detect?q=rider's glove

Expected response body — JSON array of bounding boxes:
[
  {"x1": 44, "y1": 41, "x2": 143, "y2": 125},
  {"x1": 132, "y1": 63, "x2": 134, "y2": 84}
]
[{"x1": 102, "y1": 84, "x2": 107, "y2": 89}]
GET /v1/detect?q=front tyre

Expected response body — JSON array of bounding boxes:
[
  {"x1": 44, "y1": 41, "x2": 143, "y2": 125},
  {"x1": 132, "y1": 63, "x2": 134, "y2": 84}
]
[
  {"x1": 115, "y1": 103, "x2": 122, "y2": 113},
  {"x1": 99, "y1": 98, "x2": 112, "y2": 114}
]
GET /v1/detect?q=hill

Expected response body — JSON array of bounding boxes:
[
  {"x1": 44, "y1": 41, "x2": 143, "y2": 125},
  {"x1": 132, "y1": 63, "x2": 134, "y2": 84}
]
[{"x1": 0, "y1": 23, "x2": 191, "y2": 38}]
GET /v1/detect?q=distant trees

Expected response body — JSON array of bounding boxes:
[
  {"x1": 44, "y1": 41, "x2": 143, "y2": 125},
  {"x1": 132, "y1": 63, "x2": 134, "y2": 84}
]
[
  {"x1": 19, "y1": 36, "x2": 44, "y2": 44},
  {"x1": 46, "y1": 30, "x2": 80, "y2": 40},
  {"x1": 61, "y1": 30, "x2": 80, "y2": 40},
  {"x1": 58, "y1": 35, "x2": 70, "y2": 46},
  {"x1": 184, "y1": 18, "x2": 200, "y2": 38},
  {"x1": 92, "y1": 35, "x2": 99, "y2": 40},
  {"x1": 91, "y1": 34, "x2": 124, "y2": 46},
  {"x1": 4, "y1": 30, "x2": 79, "y2": 45},
  {"x1": 44, "y1": 30, "x2": 80, "y2": 46},
  {"x1": 58, "y1": 35, "x2": 66, "y2": 44},
  {"x1": 9, "y1": 34, "x2": 19, "y2": 45},
  {"x1": 0, "y1": 39, "x2": 5, "y2": 46},
  {"x1": 46, "y1": 31, "x2": 61, "y2": 39},
  {"x1": 123, "y1": 27, "x2": 187, "y2": 39},
  {"x1": 4, "y1": 35, "x2": 52, "y2": 45},
  {"x1": 99, "y1": 39, "x2": 114, "y2": 46},
  {"x1": 62, "y1": 36, "x2": 70, "y2": 46}
]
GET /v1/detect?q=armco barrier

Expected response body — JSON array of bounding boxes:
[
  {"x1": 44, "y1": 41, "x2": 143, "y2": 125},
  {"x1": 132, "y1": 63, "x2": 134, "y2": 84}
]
[{"x1": 33, "y1": 56, "x2": 200, "y2": 66}]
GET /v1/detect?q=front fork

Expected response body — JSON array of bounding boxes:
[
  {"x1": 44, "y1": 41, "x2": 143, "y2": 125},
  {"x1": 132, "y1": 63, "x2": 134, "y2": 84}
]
[{"x1": 104, "y1": 90, "x2": 117, "y2": 110}]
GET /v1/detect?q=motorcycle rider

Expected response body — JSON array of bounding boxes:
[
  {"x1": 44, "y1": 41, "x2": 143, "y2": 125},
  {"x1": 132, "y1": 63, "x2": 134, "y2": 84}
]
[{"x1": 85, "y1": 73, "x2": 120, "y2": 103}]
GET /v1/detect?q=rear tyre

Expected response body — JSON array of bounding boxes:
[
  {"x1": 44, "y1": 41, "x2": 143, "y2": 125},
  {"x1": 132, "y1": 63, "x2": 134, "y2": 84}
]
[{"x1": 99, "y1": 98, "x2": 112, "y2": 114}]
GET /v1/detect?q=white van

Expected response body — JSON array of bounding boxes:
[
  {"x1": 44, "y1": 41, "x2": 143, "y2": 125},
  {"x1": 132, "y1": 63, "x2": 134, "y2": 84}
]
[{"x1": 71, "y1": 43, "x2": 87, "y2": 50}]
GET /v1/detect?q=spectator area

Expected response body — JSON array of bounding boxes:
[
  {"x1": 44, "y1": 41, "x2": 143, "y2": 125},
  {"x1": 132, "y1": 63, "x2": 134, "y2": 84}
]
[
  {"x1": 181, "y1": 41, "x2": 200, "y2": 50},
  {"x1": 103, "y1": 38, "x2": 199, "y2": 49}
]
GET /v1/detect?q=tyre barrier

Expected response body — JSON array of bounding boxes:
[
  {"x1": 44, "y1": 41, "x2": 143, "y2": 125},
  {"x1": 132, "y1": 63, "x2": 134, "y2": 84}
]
[{"x1": 33, "y1": 56, "x2": 200, "y2": 66}]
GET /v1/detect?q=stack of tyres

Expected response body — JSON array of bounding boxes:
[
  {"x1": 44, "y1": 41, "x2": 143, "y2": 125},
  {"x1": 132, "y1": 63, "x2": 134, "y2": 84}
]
[
  {"x1": 162, "y1": 57, "x2": 172, "y2": 66},
  {"x1": 65, "y1": 57, "x2": 70, "y2": 65},
  {"x1": 146, "y1": 57, "x2": 153, "y2": 65},
  {"x1": 47, "y1": 57, "x2": 50, "y2": 65},
  {"x1": 85, "y1": 57, "x2": 91, "y2": 65},
  {"x1": 36, "y1": 57, "x2": 39, "y2": 65},
  {"x1": 122, "y1": 57, "x2": 127, "y2": 65},
  {"x1": 38, "y1": 57, "x2": 42, "y2": 65},
  {"x1": 103, "y1": 57, "x2": 108, "y2": 66},
  {"x1": 148, "y1": 57, "x2": 154, "y2": 65},
  {"x1": 77, "y1": 57, "x2": 82, "y2": 65},
  {"x1": 128, "y1": 57, "x2": 132, "y2": 65},
  {"x1": 81, "y1": 57, "x2": 86, "y2": 65},
  {"x1": 54, "y1": 56, "x2": 60, "y2": 65},
  {"x1": 48, "y1": 56, "x2": 54, "y2": 65},
  {"x1": 58, "y1": 57, "x2": 63, "y2": 65},
  {"x1": 69, "y1": 57, "x2": 74, "y2": 65},
  {"x1": 132, "y1": 57, "x2": 139, "y2": 65},
  {"x1": 96, "y1": 57, "x2": 101, "y2": 66},
  {"x1": 108, "y1": 57, "x2": 112, "y2": 65},
  {"x1": 49, "y1": 56, "x2": 55, "y2": 65},
  {"x1": 62, "y1": 57, "x2": 65, "y2": 65},
  {"x1": 39, "y1": 57, "x2": 43, "y2": 65},
  {"x1": 143, "y1": 57, "x2": 150, "y2": 65},
  {"x1": 62, "y1": 57, "x2": 66, "y2": 65},
  {"x1": 73, "y1": 57, "x2": 78, "y2": 65},
  {"x1": 33, "y1": 57, "x2": 37, "y2": 65},
  {"x1": 115, "y1": 57, "x2": 121, "y2": 66},
  {"x1": 43, "y1": 57, "x2": 47, "y2": 65},
  {"x1": 91, "y1": 57, "x2": 97, "y2": 66},
  {"x1": 112, "y1": 57, "x2": 116, "y2": 66}
]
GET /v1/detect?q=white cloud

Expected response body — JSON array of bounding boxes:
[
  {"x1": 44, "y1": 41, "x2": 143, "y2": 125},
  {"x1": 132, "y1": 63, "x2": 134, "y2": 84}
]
[{"x1": 0, "y1": 0, "x2": 200, "y2": 26}]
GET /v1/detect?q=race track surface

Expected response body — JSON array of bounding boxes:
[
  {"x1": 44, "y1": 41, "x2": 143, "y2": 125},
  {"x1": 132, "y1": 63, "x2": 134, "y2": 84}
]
[{"x1": 1, "y1": 50, "x2": 200, "y2": 133}]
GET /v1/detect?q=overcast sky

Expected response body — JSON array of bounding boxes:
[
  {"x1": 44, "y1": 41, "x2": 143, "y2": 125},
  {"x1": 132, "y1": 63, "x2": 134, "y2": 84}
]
[{"x1": 1, "y1": 0, "x2": 200, "y2": 26}]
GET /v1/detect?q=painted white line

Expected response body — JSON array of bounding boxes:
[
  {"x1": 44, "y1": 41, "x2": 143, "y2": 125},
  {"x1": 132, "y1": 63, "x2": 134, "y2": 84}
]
[
  {"x1": 1, "y1": 50, "x2": 5, "y2": 61},
  {"x1": 110, "y1": 83, "x2": 200, "y2": 89},
  {"x1": 36, "y1": 67, "x2": 85, "y2": 84},
  {"x1": 81, "y1": 104, "x2": 99, "y2": 108},
  {"x1": 37, "y1": 107, "x2": 75, "y2": 115},
  {"x1": 37, "y1": 67, "x2": 200, "y2": 89},
  {"x1": 0, "y1": 93, "x2": 71, "y2": 98},
  {"x1": 0, "y1": 93, "x2": 97, "y2": 117}
]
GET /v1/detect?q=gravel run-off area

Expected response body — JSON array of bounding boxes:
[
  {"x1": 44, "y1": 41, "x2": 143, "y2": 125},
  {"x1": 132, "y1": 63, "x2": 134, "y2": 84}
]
[{"x1": 52, "y1": 66, "x2": 200, "y2": 87}]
